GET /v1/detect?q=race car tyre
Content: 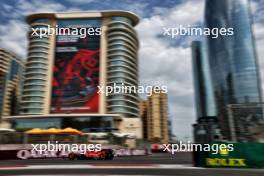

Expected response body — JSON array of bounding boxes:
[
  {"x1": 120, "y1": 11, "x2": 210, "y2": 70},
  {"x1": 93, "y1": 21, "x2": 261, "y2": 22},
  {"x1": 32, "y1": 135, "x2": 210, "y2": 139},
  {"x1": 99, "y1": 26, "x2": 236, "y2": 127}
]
[{"x1": 68, "y1": 153, "x2": 77, "y2": 160}]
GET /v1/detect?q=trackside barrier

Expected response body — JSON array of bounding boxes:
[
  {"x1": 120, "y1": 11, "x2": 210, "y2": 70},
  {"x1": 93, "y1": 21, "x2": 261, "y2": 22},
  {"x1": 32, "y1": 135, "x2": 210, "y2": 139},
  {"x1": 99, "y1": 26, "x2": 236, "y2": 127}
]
[
  {"x1": 0, "y1": 144, "x2": 150, "y2": 160},
  {"x1": 193, "y1": 142, "x2": 264, "y2": 168}
]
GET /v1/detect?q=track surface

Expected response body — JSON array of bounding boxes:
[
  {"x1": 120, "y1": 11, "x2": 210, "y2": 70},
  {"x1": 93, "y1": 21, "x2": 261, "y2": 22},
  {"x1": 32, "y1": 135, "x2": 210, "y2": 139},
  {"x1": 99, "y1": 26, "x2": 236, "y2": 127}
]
[{"x1": 0, "y1": 153, "x2": 263, "y2": 176}]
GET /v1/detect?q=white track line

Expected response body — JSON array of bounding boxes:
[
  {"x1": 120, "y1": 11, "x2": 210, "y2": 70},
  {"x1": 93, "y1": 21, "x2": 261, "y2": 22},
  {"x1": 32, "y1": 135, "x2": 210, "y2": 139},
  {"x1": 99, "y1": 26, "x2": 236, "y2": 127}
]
[{"x1": 0, "y1": 164, "x2": 202, "y2": 170}]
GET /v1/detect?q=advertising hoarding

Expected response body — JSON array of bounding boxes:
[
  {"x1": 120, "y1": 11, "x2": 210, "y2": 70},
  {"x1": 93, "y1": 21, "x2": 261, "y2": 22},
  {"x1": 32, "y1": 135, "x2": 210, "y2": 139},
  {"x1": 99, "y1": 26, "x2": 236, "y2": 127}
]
[{"x1": 51, "y1": 19, "x2": 101, "y2": 113}]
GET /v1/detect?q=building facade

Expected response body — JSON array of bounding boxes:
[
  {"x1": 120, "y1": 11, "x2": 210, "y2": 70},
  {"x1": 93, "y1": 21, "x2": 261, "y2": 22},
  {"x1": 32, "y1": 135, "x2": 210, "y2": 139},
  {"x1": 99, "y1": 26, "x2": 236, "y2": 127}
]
[
  {"x1": 191, "y1": 41, "x2": 220, "y2": 143},
  {"x1": 139, "y1": 99, "x2": 148, "y2": 139},
  {"x1": 6, "y1": 11, "x2": 142, "y2": 138},
  {"x1": 0, "y1": 49, "x2": 24, "y2": 127},
  {"x1": 139, "y1": 91, "x2": 169, "y2": 143},
  {"x1": 205, "y1": 0, "x2": 262, "y2": 140},
  {"x1": 191, "y1": 41, "x2": 216, "y2": 118}
]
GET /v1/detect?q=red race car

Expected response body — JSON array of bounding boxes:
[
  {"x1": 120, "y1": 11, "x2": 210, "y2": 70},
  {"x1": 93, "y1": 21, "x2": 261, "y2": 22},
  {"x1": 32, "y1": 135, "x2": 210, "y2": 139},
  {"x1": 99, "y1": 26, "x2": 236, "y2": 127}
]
[{"x1": 68, "y1": 149, "x2": 114, "y2": 160}]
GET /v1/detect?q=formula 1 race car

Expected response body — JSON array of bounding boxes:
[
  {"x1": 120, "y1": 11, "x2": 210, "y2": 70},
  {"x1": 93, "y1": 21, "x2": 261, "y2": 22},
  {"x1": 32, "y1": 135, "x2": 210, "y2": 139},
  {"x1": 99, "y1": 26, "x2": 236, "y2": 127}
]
[{"x1": 68, "y1": 149, "x2": 114, "y2": 160}]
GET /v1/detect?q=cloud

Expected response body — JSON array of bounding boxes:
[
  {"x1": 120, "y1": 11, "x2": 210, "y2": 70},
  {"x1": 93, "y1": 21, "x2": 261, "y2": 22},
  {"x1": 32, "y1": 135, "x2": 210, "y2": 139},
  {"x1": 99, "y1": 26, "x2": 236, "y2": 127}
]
[
  {"x1": 0, "y1": 20, "x2": 28, "y2": 58},
  {"x1": 136, "y1": 0, "x2": 204, "y2": 140},
  {"x1": 15, "y1": 0, "x2": 82, "y2": 16},
  {"x1": 65, "y1": 0, "x2": 98, "y2": 4},
  {"x1": 2, "y1": 4, "x2": 12, "y2": 11},
  {"x1": 0, "y1": 0, "x2": 82, "y2": 57}
]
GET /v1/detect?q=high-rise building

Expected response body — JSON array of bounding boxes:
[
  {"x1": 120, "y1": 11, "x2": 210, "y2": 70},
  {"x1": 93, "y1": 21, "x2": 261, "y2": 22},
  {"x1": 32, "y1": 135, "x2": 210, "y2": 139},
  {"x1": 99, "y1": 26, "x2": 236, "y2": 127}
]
[
  {"x1": 0, "y1": 48, "x2": 24, "y2": 127},
  {"x1": 191, "y1": 41, "x2": 219, "y2": 143},
  {"x1": 139, "y1": 99, "x2": 148, "y2": 139},
  {"x1": 205, "y1": 0, "x2": 262, "y2": 140},
  {"x1": 139, "y1": 91, "x2": 169, "y2": 143},
  {"x1": 7, "y1": 11, "x2": 142, "y2": 138},
  {"x1": 191, "y1": 41, "x2": 216, "y2": 118}
]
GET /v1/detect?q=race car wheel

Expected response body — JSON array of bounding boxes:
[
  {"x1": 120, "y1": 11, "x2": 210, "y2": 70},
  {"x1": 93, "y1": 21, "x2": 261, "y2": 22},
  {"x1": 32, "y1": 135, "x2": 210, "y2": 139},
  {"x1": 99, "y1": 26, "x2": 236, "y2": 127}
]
[
  {"x1": 100, "y1": 152, "x2": 106, "y2": 160},
  {"x1": 68, "y1": 153, "x2": 77, "y2": 160},
  {"x1": 106, "y1": 153, "x2": 114, "y2": 160}
]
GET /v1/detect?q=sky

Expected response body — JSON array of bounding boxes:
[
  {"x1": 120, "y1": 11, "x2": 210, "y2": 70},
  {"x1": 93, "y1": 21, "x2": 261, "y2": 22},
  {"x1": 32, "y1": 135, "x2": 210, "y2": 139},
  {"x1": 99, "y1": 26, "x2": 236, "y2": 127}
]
[{"x1": 0, "y1": 0, "x2": 264, "y2": 141}]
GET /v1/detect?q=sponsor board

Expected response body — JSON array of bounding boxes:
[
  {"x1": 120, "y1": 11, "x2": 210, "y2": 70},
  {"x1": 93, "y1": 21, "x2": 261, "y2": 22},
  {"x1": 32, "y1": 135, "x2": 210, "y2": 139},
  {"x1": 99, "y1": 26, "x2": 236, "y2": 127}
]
[
  {"x1": 0, "y1": 145, "x2": 150, "y2": 160},
  {"x1": 194, "y1": 142, "x2": 264, "y2": 168}
]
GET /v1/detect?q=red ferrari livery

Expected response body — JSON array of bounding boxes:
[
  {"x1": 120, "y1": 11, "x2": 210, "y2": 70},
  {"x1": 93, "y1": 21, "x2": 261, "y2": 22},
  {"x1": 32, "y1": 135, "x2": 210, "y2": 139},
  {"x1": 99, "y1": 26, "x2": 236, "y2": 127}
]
[{"x1": 68, "y1": 149, "x2": 114, "y2": 160}]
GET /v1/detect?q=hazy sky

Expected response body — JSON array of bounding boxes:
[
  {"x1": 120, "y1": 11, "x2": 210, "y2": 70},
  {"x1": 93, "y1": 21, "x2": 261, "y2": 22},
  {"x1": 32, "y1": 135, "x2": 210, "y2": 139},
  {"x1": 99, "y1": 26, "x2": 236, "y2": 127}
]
[{"x1": 0, "y1": 0, "x2": 263, "y2": 140}]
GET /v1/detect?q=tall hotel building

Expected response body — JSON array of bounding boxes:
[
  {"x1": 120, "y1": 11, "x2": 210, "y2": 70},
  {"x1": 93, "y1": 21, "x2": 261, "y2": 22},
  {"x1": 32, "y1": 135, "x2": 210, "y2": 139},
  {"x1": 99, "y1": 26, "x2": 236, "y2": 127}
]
[
  {"x1": 0, "y1": 49, "x2": 24, "y2": 127},
  {"x1": 9, "y1": 11, "x2": 142, "y2": 138},
  {"x1": 205, "y1": 0, "x2": 262, "y2": 140}
]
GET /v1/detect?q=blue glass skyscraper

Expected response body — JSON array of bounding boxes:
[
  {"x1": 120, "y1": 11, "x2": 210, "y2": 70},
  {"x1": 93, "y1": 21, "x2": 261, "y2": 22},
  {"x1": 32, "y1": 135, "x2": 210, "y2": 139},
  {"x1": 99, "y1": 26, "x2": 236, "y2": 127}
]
[
  {"x1": 192, "y1": 41, "x2": 219, "y2": 143},
  {"x1": 205, "y1": 0, "x2": 262, "y2": 105},
  {"x1": 191, "y1": 41, "x2": 216, "y2": 118},
  {"x1": 205, "y1": 0, "x2": 262, "y2": 140}
]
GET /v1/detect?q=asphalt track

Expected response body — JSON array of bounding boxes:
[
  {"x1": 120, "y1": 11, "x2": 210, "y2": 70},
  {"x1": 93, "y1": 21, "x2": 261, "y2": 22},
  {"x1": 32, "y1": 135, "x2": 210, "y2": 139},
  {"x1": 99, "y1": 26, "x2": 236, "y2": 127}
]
[
  {"x1": 0, "y1": 152, "x2": 192, "y2": 165},
  {"x1": 0, "y1": 153, "x2": 263, "y2": 176}
]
